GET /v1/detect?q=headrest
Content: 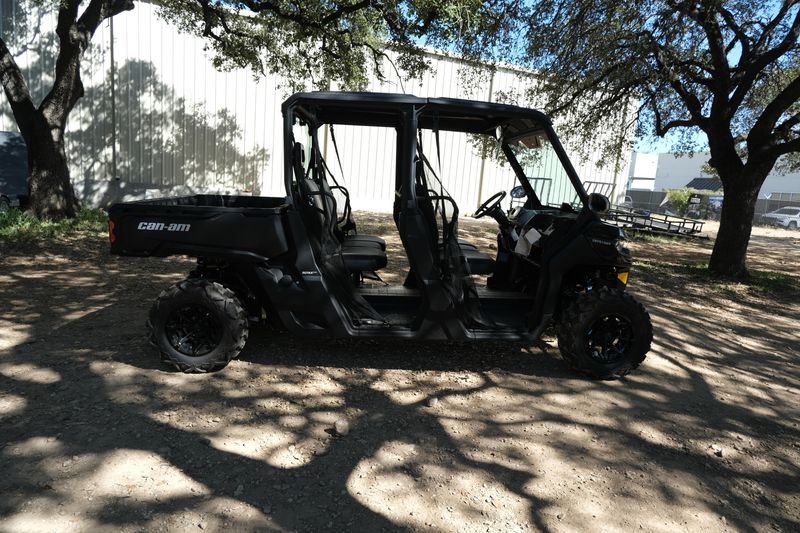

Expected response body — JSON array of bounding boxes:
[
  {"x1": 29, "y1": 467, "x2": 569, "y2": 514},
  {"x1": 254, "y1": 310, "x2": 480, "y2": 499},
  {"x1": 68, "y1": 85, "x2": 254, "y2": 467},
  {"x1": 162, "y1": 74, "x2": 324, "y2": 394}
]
[{"x1": 293, "y1": 142, "x2": 305, "y2": 163}]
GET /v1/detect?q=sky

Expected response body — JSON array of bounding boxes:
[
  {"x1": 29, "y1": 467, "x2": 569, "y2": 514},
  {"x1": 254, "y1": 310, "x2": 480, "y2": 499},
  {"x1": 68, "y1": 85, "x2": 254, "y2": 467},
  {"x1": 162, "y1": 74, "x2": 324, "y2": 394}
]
[{"x1": 633, "y1": 129, "x2": 709, "y2": 155}]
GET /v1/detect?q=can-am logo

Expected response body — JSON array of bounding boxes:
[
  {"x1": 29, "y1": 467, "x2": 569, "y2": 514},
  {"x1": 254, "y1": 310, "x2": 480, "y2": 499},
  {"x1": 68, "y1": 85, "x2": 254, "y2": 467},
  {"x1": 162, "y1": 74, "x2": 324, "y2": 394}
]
[{"x1": 137, "y1": 221, "x2": 191, "y2": 232}]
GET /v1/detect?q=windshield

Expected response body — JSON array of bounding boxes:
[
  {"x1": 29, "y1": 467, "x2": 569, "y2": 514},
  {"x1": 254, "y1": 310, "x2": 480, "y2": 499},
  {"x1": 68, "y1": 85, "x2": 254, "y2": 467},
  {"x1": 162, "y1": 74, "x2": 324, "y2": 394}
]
[{"x1": 506, "y1": 131, "x2": 585, "y2": 208}]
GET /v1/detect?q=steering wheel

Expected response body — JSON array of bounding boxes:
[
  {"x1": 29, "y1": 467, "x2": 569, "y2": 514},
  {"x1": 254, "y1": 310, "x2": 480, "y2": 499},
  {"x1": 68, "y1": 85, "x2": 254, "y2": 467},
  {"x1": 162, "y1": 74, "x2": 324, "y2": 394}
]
[{"x1": 474, "y1": 191, "x2": 507, "y2": 219}]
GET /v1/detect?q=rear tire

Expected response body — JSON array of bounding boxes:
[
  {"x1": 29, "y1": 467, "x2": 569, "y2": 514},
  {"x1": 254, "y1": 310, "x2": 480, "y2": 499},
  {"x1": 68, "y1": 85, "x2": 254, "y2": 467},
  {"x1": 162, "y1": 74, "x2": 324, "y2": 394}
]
[
  {"x1": 147, "y1": 278, "x2": 248, "y2": 373},
  {"x1": 557, "y1": 287, "x2": 652, "y2": 379}
]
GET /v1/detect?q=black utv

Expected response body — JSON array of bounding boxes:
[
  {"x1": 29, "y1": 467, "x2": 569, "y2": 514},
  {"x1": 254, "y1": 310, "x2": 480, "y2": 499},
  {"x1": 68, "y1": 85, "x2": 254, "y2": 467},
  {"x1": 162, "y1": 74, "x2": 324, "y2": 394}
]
[{"x1": 109, "y1": 92, "x2": 652, "y2": 379}]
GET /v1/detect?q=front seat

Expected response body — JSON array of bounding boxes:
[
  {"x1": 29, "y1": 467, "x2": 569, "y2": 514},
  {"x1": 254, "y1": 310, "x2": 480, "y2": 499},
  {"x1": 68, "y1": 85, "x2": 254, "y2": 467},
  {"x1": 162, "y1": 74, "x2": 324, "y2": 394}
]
[
  {"x1": 409, "y1": 159, "x2": 495, "y2": 276},
  {"x1": 458, "y1": 247, "x2": 495, "y2": 275}
]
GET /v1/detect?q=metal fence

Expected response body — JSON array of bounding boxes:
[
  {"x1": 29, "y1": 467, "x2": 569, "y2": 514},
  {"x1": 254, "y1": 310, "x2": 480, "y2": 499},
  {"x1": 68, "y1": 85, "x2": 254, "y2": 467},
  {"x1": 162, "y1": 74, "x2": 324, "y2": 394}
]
[
  {"x1": 757, "y1": 198, "x2": 800, "y2": 217},
  {"x1": 626, "y1": 189, "x2": 800, "y2": 221},
  {"x1": 770, "y1": 192, "x2": 800, "y2": 202}
]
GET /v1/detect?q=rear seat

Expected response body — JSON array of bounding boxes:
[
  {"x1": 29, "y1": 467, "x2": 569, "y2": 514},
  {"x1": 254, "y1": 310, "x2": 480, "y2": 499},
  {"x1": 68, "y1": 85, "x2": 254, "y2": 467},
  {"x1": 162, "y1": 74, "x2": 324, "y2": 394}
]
[
  {"x1": 293, "y1": 142, "x2": 388, "y2": 274},
  {"x1": 344, "y1": 234, "x2": 386, "y2": 250},
  {"x1": 299, "y1": 177, "x2": 387, "y2": 275}
]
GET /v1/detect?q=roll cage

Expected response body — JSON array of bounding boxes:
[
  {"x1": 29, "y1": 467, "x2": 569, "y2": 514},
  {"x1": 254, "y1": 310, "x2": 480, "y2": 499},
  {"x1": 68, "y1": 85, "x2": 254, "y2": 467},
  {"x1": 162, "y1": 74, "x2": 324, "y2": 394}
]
[
  {"x1": 281, "y1": 91, "x2": 589, "y2": 212},
  {"x1": 277, "y1": 91, "x2": 611, "y2": 340}
]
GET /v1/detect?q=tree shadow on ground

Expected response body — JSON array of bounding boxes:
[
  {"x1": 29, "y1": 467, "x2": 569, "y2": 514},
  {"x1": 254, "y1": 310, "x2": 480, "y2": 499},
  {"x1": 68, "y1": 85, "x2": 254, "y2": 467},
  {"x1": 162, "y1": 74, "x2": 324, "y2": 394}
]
[{"x1": 1, "y1": 229, "x2": 799, "y2": 531}]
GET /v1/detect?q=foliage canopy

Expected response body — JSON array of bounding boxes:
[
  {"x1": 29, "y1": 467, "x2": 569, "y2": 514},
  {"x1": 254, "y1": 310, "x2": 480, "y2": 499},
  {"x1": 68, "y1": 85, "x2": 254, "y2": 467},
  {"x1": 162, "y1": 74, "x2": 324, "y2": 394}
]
[
  {"x1": 157, "y1": 0, "x2": 524, "y2": 90},
  {"x1": 517, "y1": 1, "x2": 800, "y2": 161}
]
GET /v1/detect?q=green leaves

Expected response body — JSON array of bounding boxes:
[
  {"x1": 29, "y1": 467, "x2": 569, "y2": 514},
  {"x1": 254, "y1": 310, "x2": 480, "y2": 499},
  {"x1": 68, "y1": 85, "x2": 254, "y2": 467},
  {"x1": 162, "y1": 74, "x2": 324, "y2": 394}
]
[
  {"x1": 519, "y1": 0, "x2": 800, "y2": 165},
  {"x1": 155, "y1": 0, "x2": 523, "y2": 92}
]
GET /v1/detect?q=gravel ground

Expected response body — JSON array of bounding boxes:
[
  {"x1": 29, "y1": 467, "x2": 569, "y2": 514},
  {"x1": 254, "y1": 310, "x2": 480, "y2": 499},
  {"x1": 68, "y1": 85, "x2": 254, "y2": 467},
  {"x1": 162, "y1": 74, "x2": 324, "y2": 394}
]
[{"x1": 0, "y1": 213, "x2": 798, "y2": 532}]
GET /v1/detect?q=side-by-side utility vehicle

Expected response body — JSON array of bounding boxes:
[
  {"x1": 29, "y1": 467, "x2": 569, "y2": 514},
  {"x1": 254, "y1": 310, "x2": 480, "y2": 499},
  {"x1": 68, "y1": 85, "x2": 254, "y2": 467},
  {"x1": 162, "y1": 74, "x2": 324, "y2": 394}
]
[{"x1": 109, "y1": 92, "x2": 652, "y2": 379}]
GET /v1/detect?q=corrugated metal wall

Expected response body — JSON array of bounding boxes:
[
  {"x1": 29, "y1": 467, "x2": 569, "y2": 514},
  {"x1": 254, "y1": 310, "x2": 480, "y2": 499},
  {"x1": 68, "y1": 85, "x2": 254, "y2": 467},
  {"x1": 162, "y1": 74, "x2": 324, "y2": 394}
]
[{"x1": 0, "y1": 1, "x2": 633, "y2": 210}]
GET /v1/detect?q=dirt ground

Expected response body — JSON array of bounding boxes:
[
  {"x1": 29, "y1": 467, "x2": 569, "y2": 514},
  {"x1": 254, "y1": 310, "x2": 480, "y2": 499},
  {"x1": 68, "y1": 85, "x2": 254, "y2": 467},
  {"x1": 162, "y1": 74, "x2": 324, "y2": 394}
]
[{"x1": 0, "y1": 213, "x2": 799, "y2": 532}]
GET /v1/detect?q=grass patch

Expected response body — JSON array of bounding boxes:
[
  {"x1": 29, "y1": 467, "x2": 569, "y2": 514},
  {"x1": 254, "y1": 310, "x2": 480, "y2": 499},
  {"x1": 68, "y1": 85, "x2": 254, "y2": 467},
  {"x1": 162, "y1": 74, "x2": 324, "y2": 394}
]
[
  {"x1": 627, "y1": 232, "x2": 675, "y2": 244},
  {"x1": 626, "y1": 231, "x2": 709, "y2": 244},
  {"x1": 0, "y1": 208, "x2": 107, "y2": 242},
  {"x1": 636, "y1": 259, "x2": 798, "y2": 293},
  {"x1": 745, "y1": 269, "x2": 799, "y2": 292}
]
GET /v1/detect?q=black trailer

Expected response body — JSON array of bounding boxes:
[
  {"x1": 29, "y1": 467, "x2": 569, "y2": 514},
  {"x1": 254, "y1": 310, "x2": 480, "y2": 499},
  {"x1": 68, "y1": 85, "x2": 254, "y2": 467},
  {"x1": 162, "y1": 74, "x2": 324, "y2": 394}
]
[
  {"x1": 604, "y1": 208, "x2": 707, "y2": 238},
  {"x1": 109, "y1": 92, "x2": 652, "y2": 379}
]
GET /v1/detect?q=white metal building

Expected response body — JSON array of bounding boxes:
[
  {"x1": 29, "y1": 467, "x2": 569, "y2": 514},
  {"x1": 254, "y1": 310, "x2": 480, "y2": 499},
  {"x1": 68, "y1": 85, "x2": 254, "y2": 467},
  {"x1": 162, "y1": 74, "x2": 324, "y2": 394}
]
[
  {"x1": 1, "y1": 1, "x2": 633, "y2": 212},
  {"x1": 628, "y1": 151, "x2": 800, "y2": 199},
  {"x1": 627, "y1": 152, "x2": 659, "y2": 191}
]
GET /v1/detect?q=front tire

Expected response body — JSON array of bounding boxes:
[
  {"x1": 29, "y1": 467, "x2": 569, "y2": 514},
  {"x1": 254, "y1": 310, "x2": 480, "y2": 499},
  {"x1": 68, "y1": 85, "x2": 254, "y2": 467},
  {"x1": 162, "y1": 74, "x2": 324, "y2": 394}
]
[
  {"x1": 147, "y1": 279, "x2": 248, "y2": 373},
  {"x1": 557, "y1": 287, "x2": 652, "y2": 379}
]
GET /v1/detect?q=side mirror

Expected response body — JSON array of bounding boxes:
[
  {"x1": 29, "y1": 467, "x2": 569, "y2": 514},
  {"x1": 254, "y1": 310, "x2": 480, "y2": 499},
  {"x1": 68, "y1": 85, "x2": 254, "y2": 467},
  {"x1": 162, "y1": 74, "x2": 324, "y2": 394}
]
[
  {"x1": 510, "y1": 185, "x2": 527, "y2": 199},
  {"x1": 495, "y1": 125, "x2": 504, "y2": 143},
  {"x1": 588, "y1": 192, "x2": 610, "y2": 215}
]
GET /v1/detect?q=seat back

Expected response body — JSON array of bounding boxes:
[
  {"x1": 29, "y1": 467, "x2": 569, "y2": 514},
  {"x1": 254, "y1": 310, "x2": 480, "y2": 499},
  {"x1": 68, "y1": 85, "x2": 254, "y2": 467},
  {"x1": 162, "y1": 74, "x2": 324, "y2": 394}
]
[
  {"x1": 295, "y1": 140, "x2": 355, "y2": 240},
  {"x1": 394, "y1": 158, "x2": 440, "y2": 247},
  {"x1": 293, "y1": 142, "x2": 340, "y2": 243},
  {"x1": 394, "y1": 157, "x2": 455, "y2": 286}
]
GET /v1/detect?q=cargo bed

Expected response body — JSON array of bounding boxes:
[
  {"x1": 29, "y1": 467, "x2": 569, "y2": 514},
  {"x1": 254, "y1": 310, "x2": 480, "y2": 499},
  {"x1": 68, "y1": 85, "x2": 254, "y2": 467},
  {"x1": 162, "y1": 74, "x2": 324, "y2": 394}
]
[{"x1": 108, "y1": 195, "x2": 290, "y2": 260}]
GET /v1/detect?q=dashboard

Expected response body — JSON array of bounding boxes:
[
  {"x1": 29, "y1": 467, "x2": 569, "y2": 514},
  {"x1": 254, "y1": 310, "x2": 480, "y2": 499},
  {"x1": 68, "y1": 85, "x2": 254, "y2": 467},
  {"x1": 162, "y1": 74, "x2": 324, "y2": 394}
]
[{"x1": 508, "y1": 206, "x2": 578, "y2": 233}]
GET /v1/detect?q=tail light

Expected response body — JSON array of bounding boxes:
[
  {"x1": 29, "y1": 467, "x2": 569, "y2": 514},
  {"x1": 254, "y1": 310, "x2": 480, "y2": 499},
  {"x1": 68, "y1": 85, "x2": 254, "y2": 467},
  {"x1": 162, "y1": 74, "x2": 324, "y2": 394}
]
[{"x1": 108, "y1": 219, "x2": 116, "y2": 244}]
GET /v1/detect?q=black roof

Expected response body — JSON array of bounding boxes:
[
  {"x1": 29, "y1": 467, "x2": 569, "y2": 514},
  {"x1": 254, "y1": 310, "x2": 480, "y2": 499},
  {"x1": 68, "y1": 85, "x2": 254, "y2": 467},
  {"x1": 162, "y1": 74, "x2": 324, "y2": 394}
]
[
  {"x1": 685, "y1": 177, "x2": 723, "y2": 191},
  {"x1": 283, "y1": 91, "x2": 551, "y2": 135}
]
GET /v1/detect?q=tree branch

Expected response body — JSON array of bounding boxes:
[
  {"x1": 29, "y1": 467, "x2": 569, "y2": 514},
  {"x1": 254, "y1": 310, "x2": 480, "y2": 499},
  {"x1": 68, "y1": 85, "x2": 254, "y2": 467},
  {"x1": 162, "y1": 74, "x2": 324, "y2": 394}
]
[
  {"x1": 729, "y1": 5, "x2": 800, "y2": 113},
  {"x1": 775, "y1": 110, "x2": 800, "y2": 138},
  {"x1": 649, "y1": 45, "x2": 706, "y2": 124},
  {"x1": 237, "y1": 0, "x2": 329, "y2": 28},
  {"x1": 42, "y1": 0, "x2": 134, "y2": 123},
  {"x1": 322, "y1": 0, "x2": 372, "y2": 25},
  {"x1": 0, "y1": 36, "x2": 37, "y2": 135},
  {"x1": 750, "y1": 72, "x2": 800, "y2": 146},
  {"x1": 76, "y1": 0, "x2": 135, "y2": 46},
  {"x1": 718, "y1": 6, "x2": 751, "y2": 61},
  {"x1": 770, "y1": 135, "x2": 800, "y2": 156},
  {"x1": 752, "y1": 0, "x2": 796, "y2": 53},
  {"x1": 197, "y1": 0, "x2": 253, "y2": 42},
  {"x1": 675, "y1": 1, "x2": 730, "y2": 85},
  {"x1": 645, "y1": 86, "x2": 697, "y2": 136}
]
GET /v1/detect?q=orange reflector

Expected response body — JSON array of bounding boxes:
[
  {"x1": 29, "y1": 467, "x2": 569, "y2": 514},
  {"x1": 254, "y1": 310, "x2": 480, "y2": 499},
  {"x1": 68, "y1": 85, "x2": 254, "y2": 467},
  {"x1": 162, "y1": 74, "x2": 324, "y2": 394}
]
[
  {"x1": 108, "y1": 220, "x2": 116, "y2": 243},
  {"x1": 617, "y1": 271, "x2": 629, "y2": 285}
]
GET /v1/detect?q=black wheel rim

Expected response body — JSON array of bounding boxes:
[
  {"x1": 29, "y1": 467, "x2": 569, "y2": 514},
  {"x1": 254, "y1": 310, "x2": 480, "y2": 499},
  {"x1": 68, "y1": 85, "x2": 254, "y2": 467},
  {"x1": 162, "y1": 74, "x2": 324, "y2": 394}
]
[
  {"x1": 586, "y1": 314, "x2": 633, "y2": 364},
  {"x1": 164, "y1": 305, "x2": 223, "y2": 357}
]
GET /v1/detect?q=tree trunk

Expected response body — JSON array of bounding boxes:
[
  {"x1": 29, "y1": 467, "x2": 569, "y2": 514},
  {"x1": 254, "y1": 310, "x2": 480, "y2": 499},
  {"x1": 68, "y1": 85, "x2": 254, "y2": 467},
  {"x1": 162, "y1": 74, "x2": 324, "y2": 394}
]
[
  {"x1": 2, "y1": 35, "x2": 80, "y2": 220},
  {"x1": 1, "y1": 0, "x2": 135, "y2": 221},
  {"x1": 25, "y1": 117, "x2": 79, "y2": 219},
  {"x1": 708, "y1": 181, "x2": 758, "y2": 276}
]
